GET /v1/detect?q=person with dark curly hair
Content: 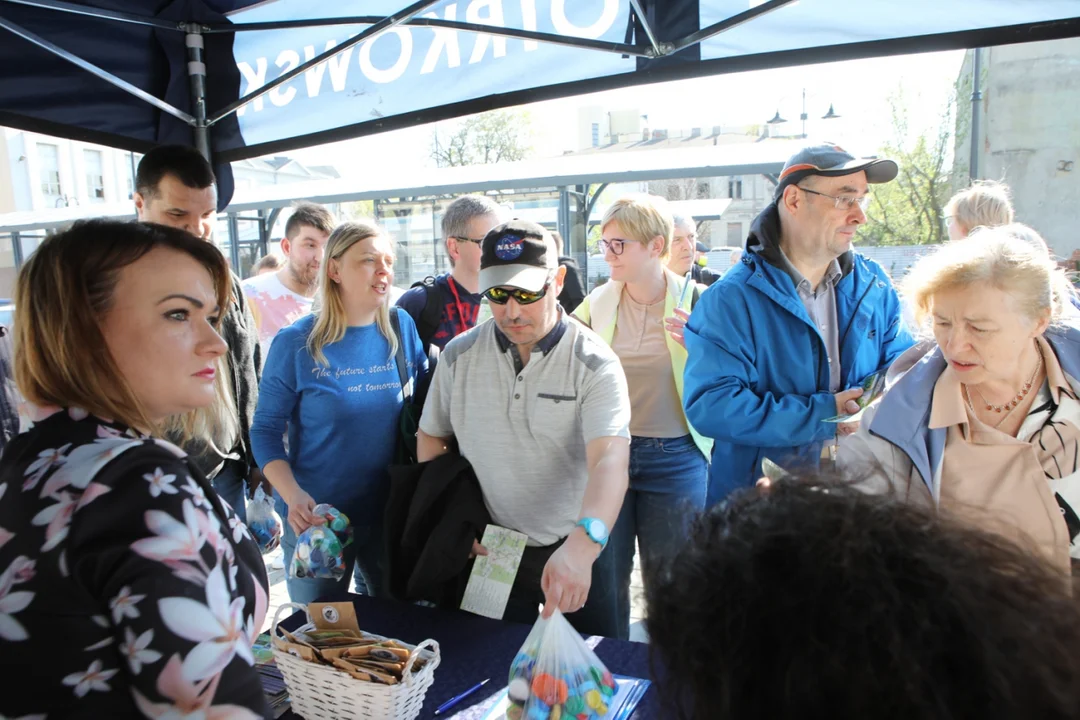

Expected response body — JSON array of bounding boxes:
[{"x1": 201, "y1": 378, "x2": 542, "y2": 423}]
[{"x1": 645, "y1": 477, "x2": 1080, "y2": 720}]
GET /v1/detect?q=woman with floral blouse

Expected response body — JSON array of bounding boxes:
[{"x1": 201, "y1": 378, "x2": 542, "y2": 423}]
[{"x1": 0, "y1": 220, "x2": 270, "y2": 718}]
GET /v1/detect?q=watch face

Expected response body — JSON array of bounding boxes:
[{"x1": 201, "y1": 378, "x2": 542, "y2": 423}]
[{"x1": 586, "y1": 519, "x2": 607, "y2": 541}]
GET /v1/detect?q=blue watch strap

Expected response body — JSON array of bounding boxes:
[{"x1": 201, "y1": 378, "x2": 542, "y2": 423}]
[{"x1": 575, "y1": 517, "x2": 609, "y2": 549}]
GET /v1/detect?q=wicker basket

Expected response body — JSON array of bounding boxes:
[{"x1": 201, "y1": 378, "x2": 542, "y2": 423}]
[{"x1": 271, "y1": 602, "x2": 441, "y2": 720}]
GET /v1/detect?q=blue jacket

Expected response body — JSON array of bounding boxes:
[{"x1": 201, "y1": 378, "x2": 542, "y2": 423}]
[{"x1": 683, "y1": 204, "x2": 915, "y2": 502}]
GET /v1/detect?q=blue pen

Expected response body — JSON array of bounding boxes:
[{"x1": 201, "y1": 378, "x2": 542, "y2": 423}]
[{"x1": 433, "y1": 678, "x2": 490, "y2": 716}]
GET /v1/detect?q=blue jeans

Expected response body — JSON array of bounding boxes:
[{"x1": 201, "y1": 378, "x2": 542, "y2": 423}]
[
  {"x1": 281, "y1": 517, "x2": 385, "y2": 605},
  {"x1": 211, "y1": 461, "x2": 247, "y2": 524},
  {"x1": 612, "y1": 435, "x2": 708, "y2": 640}
]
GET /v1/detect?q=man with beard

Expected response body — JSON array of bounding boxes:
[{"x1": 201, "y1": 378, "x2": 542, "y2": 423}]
[{"x1": 243, "y1": 202, "x2": 335, "y2": 352}]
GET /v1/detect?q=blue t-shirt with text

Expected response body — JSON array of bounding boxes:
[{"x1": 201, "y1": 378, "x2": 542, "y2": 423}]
[{"x1": 251, "y1": 309, "x2": 427, "y2": 523}]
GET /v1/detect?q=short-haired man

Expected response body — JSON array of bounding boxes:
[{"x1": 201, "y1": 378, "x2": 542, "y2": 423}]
[
  {"x1": 684, "y1": 144, "x2": 915, "y2": 504},
  {"x1": 134, "y1": 144, "x2": 263, "y2": 521},
  {"x1": 396, "y1": 194, "x2": 502, "y2": 352},
  {"x1": 667, "y1": 214, "x2": 720, "y2": 286},
  {"x1": 417, "y1": 220, "x2": 630, "y2": 637},
  {"x1": 242, "y1": 202, "x2": 334, "y2": 351}
]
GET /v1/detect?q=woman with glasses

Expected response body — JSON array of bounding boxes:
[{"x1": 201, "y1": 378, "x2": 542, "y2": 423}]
[
  {"x1": 251, "y1": 220, "x2": 429, "y2": 604},
  {"x1": 572, "y1": 194, "x2": 712, "y2": 641}
]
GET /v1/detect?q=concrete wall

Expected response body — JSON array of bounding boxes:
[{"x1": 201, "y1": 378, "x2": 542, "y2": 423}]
[{"x1": 954, "y1": 39, "x2": 1080, "y2": 257}]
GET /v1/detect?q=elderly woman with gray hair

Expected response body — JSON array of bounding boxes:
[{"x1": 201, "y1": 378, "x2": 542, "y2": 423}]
[{"x1": 840, "y1": 226, "x2": 1080, "y2": 574}]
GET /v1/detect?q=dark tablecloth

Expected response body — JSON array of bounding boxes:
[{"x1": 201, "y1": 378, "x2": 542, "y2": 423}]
[{"x1": 277, "y1": 594, "x2": 658, "y2": 719}]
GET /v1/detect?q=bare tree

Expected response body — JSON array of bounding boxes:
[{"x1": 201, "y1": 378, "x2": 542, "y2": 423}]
[
  {"x1": 431, "y1": 109, "x2": 534, "y2": 167},
  {"x1": 647, "y1": 177, "x2": 713, "y2": 243}
]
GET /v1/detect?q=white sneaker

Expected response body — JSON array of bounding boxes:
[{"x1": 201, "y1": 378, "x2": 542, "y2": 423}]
[{"x1": 269, "y1": 556, "x2": 284, "y2": 570}]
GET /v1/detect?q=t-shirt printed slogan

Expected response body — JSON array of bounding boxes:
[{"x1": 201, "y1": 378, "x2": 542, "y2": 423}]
[{"x1": 310, "y1": 360, "x2": 414, "y2": 393}]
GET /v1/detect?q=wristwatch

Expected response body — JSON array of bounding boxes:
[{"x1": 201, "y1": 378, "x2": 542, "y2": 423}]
[{"x1": 575, "y1": 517, "x2": 609, "y2": 550}]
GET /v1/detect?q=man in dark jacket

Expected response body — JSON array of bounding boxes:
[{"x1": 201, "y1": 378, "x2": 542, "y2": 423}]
[
  {"x1": 396, "y1": 194, "x2": 503, "y2": 353},
  {"x1": 134, "y1": 145, "x2": 262, "y2": 521},
  {"x1": 552, "y1": 230, "x2": 586, "y2": 314}
]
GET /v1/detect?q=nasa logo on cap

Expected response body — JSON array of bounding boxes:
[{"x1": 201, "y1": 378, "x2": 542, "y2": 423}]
[{"x1": 495, "y1": 233, "x2": 525, "y2": 261}]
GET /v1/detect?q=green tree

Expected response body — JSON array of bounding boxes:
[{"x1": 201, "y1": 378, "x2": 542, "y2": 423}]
[
  {"x1": 862, "y1": 89, "x2": 954, "y2": 246},
  {"x1": 431, "y1": 109, "x2": 534, "y2": 167}
]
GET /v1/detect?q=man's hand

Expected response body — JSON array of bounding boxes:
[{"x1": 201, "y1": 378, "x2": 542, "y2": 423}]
[
  {"x1": 283, "y1": 487, "x2": 325, "y2": 536},
  {"x1": 247, "y1": 465, "x2": 272, "y2": 500},
  {"x1": 834, "y1": 387, "x2": 864, "y2": 417},
  {"x1": 663, "y1": 308, "x2": 690, "y2": 349},
  {"x1": 540, "y1": 530, "x2": 600, "y2": 618},
  {"x1": 469, "y1": 540, "x2": 489, "y2": 560}
]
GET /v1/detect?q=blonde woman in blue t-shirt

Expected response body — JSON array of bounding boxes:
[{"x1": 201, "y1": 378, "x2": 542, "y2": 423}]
[{"x1": 252, "y1": 220, "x2": 428, "y2": 605}]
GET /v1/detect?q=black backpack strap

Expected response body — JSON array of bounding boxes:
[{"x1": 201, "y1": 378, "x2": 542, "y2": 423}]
[
  {"x1": 410, "y1": 276, "x2": 443, "y2": 351},
  {"x1": 388, "y1": 309, "x2": 413, "y2": 403}
]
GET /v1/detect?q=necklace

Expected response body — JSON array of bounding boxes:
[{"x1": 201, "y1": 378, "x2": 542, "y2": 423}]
[{"x1": 963, "y1": 352, "x2": 1043, "y2": 428}]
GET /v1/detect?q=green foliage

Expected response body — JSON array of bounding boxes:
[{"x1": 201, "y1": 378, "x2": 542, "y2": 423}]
[
  {"x1": 861, "y1": 88, "x2": 954, "y2": 246},
  {"x1": 431, "y1": 109, "x2": 534, "y2": 167}
]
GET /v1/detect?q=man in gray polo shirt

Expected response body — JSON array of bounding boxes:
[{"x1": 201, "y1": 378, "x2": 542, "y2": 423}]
[{"x1": 417, "y1": 220, "x2": 630, "y2": 637}]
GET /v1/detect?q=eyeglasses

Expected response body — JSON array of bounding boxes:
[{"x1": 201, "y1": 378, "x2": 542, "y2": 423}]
[
  {"x1": 483, "y1": 283, "x2": 551, "y2": 305},
  {"x1": 600, "y1": 238, "x2": 629, "y2": 256},
  {"x1": 796, "y1": 186, "x2": 870, "y2": 211},
  {"x1": 451, "y1": 236, "x2": 485, "y2": 245}
]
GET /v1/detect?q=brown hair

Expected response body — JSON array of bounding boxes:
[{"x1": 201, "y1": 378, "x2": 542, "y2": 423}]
[
  {"x1": 15, "y1": 219, "x2": 232, "y2": 435},
  {"x1": 285, "y1": 201, "x2": 335, "y2": 240}
]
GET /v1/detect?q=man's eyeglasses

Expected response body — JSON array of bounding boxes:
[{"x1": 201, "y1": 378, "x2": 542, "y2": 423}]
[
  {"x1": 483, "y1": 283, "x2": 551, "y2": 306},
  {"x1": 450, "y1": 236, "x2": 485, "y2": 245},
  {"x1": 796, "y1": 186, "x2": 870, "y2": 212},
  {"x1": 600, "y1": 238, "x2": 629, "y2": 256}
]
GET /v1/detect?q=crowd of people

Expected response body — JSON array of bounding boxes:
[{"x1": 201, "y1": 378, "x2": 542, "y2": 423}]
[{"x1": 1, "y1": 141, "x2": 1078, "y2": 719}]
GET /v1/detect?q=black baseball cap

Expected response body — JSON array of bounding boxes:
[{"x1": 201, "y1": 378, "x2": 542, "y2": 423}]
[
  {"x1": 774, "y1": 143, "x2": 898, "y2": 199},
  {"x1": 479, "y1": 220, "x2": 558, "y2": 295},
  {"x1": 695, "y1": 241, "x2": 709, "y2": 253}
]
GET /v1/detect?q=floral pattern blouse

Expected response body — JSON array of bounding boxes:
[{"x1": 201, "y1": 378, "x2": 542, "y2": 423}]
[{"x1": 0, "y1": 407, "x2": 270, "y2": 719}]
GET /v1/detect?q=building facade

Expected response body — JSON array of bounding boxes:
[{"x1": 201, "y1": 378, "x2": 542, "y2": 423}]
[{"x1": 953, "y1": 38, "x2": 1080, "y2": 257}]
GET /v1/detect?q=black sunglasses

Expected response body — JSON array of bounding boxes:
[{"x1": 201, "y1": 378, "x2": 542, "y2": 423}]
[{"x1": 482, "y1": 283, "x2": 551, "y2": 305}]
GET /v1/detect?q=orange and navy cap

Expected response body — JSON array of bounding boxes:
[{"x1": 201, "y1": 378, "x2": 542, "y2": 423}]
[{"x1": 774, "y1": 143, "x2": 898, "y2": 199}]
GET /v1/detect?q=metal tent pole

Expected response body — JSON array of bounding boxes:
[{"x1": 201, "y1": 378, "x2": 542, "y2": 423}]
[
  {"x1": 969, "y1": 47, "x2": 984, "y2": 182},
  {"x1": 0, "y1": 14, "x2": 194, "y2": 124},
  {"x1": 185, "y1": 28, "x2": 210, "y2": 160},
  {"x1": 208, "y1": 0, "x2": 442, "y2": 126}
]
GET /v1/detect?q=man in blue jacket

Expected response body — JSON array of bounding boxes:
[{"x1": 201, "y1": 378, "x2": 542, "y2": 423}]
[{"x1": 684, "y1": 144, "x2": 915, "y2": 504}]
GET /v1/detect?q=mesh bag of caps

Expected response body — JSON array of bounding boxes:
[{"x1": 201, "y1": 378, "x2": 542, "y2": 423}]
[
  {"x1": 507, "y1": 610, "x2": 618, "y2": 720},
  {"x1": 246, "y1": 485, "x2": 282, "y2": 553},
  {"x1": 289, "y1": 503, "x2": 353, "y2": 579}
]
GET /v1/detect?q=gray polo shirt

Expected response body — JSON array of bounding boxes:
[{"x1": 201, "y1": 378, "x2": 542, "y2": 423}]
[
  {"x1": 418, "y1": 316, "x2": 631, "y2": 546},
  {"x1": 777, "y1": 250, "x2": 843, "y2": 393}
]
